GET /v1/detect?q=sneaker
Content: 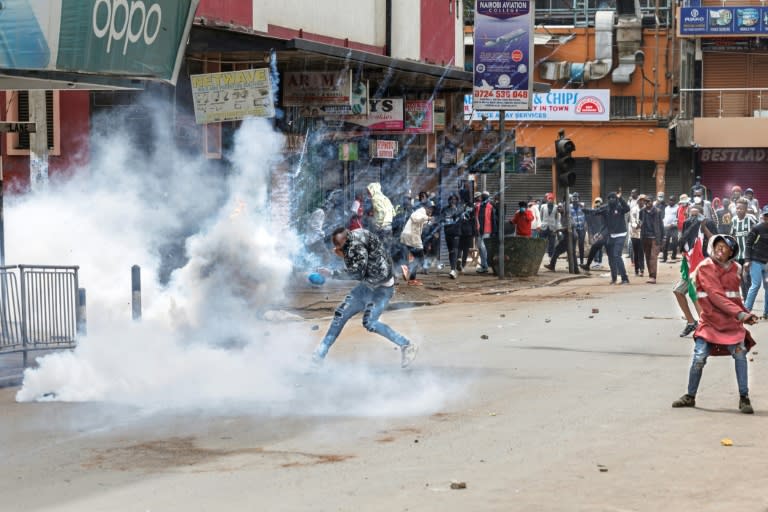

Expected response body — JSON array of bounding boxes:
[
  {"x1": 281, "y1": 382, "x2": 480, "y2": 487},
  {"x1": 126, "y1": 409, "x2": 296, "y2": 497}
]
[
  {"x1": 401, "y1": 264, "x2": 409, "y2": 281},
  {"x1": 646, "y1": 278, "x2": 656, "y2": 284},
  {"x1": 672, "y1": 394, "x2": 696, "y2": 408},
  {"x1": 739, "y1": 395, "x2": 754, "y2": 414},
  {"x1": 619, "y1": 279, "x2": 630, "y2": 285},
  {"x1": 449, "y1": 269, "x2": 458, "y2": 279},
  {"x1": 579, "y1": 264, "x2": 590, "y2": 273},
  {"x1": 457, "y1": 264, "x2": 464, "y2": 274},
  {"x1": 401, "y1": 343, "x2": 419, "y2": 368},
  {"x1": 544, "y1": 263, "x2": 556, "y2": 271},
  {"x1": 476, "y1": 267, "x2": 489, "y2": 274},
  {"x1": 762, "y1": 313, "x2": 768, "y2": 320},
  {"x1": 591, "y1": 263, "x2": 602, "y2": 269},
  {"x1": 679, "y1": 321, "x2": 697, "y2": 337},
  {"x1": 407, "y1": 279, "x2": 424, "y2": 286}
]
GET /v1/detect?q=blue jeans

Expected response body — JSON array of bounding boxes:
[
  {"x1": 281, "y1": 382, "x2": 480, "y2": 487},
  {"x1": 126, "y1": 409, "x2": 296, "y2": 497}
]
[
  {"x1": 314, "y1": 283, "x2": 410, "y2": 359},
  {"x1": 476, "y1": 234, "x2": 489, "y2": 269},
  {"x1": 744, "y1": 261, "x2": 768, "y2": 313},
  {"x1": 606, "y1": 234, "x2": 628, "y2": 282},
  {"x1": 687, "y1": 337, "x2": 749, "y2": 397}
]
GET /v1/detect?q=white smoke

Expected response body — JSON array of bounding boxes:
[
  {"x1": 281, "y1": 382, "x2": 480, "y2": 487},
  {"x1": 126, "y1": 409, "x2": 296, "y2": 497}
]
[{"x1": 11, "y1": 101, "x2": 459, "y2": 416}]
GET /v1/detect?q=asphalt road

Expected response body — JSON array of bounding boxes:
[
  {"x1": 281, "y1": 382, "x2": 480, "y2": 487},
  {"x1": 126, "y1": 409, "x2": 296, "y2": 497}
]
[{"x1": 1, "y1": 265, "x2": 767, "y2": 512}]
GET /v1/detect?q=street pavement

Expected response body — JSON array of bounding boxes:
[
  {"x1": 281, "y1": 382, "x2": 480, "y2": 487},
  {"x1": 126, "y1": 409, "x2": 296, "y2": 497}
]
[{"x1": 1, "y1": 257, "x2": 767, "y2": 511}]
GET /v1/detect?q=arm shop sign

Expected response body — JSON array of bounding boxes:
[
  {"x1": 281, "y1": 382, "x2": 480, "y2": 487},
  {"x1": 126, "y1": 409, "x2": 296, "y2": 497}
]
[
  {"x1": 473, "y1": 0, "x2": 534, "y2": 111},
  {"x1": 282, "y1": 70, "x2": 353, "y2": 107}
]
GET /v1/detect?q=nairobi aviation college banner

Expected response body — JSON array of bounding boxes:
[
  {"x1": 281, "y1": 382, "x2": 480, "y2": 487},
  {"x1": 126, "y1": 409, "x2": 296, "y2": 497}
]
[
  {"x1": 472, "y1": 0, "x2": 534, "y2": 111},
  {"x1": 0, "y1": 0, "x2": 199, "y2": 84}
]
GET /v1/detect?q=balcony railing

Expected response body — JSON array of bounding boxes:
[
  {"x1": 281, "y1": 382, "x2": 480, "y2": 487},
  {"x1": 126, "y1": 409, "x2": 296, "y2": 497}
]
[{"x1": 679, "y1": 88, "x2": 768, "y2": 119}]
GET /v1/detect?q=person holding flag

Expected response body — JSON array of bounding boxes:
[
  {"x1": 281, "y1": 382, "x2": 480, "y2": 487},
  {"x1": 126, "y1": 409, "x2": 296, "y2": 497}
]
[{"x1": 673, "y1": 203, "x2": 718, "y2": 337}]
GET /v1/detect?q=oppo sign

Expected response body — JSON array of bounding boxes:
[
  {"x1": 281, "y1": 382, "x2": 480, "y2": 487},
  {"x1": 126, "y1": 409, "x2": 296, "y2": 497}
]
[{"x1": 92, "y1": 0, "x2": 162, "y2": 55}]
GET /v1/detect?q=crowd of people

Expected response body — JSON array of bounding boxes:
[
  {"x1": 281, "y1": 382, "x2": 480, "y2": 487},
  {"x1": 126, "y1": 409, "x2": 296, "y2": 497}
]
[{"x1": 304, "y1": 183, "x2": 763, "y2": 415}]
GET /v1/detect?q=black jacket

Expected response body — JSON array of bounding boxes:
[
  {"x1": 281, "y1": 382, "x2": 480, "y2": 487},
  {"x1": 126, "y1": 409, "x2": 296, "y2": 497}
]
[
  {"x1": 586, "y1": 197, "x2": 630, "y2": 236},
  {"x1": 745, "y1": 222, "x2": 768, "y2": 264},
  {"x1": 639, "y1": 206, "x2": 664, "y2": 240}
]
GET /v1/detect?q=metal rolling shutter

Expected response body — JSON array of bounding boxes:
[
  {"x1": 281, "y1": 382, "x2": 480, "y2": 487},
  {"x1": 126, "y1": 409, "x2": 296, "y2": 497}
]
[
  {"x1": 750, "y1": 54, "x2": 768, "y2": 115},
  {"x1": 701, "y1": 162, "x2": 768, "y2": 203},
  {"x1": 702, "y1": 53, "x2": 748, "y2": 117},
  {"x1": 485, "y1": 159, "x2": 554, "y2": 218}
]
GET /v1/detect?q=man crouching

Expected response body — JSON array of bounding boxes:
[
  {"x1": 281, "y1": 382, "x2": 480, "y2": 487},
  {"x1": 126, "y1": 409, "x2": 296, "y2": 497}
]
[
  {"x1": 672, "y1": 234, "x2": 758, "y2": 413},
  {"x1": 313, "y1": 227, "x2": 418, "y2": 368}
]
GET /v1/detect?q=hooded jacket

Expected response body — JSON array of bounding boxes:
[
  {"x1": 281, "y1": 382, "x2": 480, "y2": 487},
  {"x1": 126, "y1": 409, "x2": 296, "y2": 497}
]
[
  {"x1": 366, "y1": 183, "x2": 395, "y2": 230},
  {"x1": 400, "y1": 206, "x2": 430, "y2": 249},
  {"x1": 692, "y1": 234, "x2": 750, "y2": 345}
]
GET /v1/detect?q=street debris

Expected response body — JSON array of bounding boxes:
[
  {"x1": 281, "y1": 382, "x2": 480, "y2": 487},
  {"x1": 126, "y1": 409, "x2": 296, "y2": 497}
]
[
  {"x1": 450, "y1": 481, "x2": 467, "y2": 489},
  {"x1": 480, "y1": 334, "x2": 489, "y2": 340},
  {"x1": 597, "y1": 464, "x2": 608, "y2": 472},
  {"x1": 720, "y1": 438, "x2": 733, "y2": 447},
  {"x1": 545, "y1": 318, "x2": 551, "y2": 323},
  {"x1": 588, "y1": 315, "x2": 594, "y2": 319},
  {"x1": 591, "y1": 308, "x2": 599, "y2": 314},
  {"x1": 310, "y1": 324, "x2": 319, "y2": 331},
  {"x1": 500, "y1": 314, "x2": 506, "y2": 318},
  {"x1": 488, "y1": 412, "x2": 497, "y2": 416}
]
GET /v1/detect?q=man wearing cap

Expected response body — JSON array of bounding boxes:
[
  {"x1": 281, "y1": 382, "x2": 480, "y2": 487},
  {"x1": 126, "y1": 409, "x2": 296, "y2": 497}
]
[
  {"x1": 474, "y1": 191, "x2": 496, "y2": 273},
  {"x1": 539, "y1": 192, "x2": 560, "y2": 258},
  {"x1": 672, "y1": 233, "x2": 757, "y2": 414},
  {"x1": 744, "y1": 187, "x2": 759, "y2": 215},
  {"x1": 743, "y1": 205, "x2": 768, "y2": 317}
]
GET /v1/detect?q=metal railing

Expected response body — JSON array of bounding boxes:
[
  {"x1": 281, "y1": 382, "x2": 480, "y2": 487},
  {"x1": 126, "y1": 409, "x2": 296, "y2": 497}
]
[
  {"x1": 679, "y1": 88, "x2": 768, "y2": 119},
  {"x1": 0, "y1": 265, "x2": 84, "y2": 366}
]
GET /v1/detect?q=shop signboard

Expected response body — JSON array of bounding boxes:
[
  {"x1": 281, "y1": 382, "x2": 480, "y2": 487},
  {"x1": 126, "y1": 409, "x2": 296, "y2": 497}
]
[
  {"x1": 283, "y1": 70, "x2": 353, "y2": 107},
  {"x1": 679, "y1": 6, "x2": 768, "y2": 36},
  {"x1": 325, "y1": 98, "x2": 404, "y2": 130},
  {"x1": 190, "y1": 68, "x2": 274, "y2": 124},
  {"x1": 404, "y1": 100, "x2": 434, "y2": 134},
  {"x1": 302, "y1": 81, "x2": 369, "y2": 116},
  {"x1": 373, "y1": 140, "x2": 398, "y2": 159},
  {"x1": 0, "y1": 0, "x2": 198, "y2": 84},
  {"x1": 472, "y1": 0, "x2": 534, "y2": 111},
  {"x1": 464, "y1": 90, "x2": 609, "y2": 122}
]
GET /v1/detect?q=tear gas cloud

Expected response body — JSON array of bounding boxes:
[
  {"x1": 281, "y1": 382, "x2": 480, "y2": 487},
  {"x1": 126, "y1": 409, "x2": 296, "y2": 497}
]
[{"x1": 12, "y1": 96, "x2": 459, "y2": 416}]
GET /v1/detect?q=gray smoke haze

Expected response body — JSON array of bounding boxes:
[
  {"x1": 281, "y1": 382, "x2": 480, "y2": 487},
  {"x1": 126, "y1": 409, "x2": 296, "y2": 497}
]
[{"x1": 12, "y1": 97, "x2": 461, "y2": 417}]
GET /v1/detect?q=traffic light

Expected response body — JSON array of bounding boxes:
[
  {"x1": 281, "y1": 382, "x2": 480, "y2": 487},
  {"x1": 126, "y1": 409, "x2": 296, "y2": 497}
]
[{"x1": 555, "y1": 134, "x2": 576, "y2": 187}]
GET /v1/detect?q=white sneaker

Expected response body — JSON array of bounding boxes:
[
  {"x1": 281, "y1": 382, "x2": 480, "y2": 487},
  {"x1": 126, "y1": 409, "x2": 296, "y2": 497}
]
[
  {"x1": 449, "y1": 269, "x2": 458, "y2": 279},
  {"x1": 591, "y1": 263, "x2": 602, "y2": 269},
  {"x1": 401, "y1": 343, "x2": 419, "y2": 368}
]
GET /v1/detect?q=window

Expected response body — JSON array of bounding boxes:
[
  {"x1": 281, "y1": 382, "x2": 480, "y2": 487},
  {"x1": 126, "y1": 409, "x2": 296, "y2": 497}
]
[{"x1": 5, "y1": 90, "x2": 60, "y2": 156}]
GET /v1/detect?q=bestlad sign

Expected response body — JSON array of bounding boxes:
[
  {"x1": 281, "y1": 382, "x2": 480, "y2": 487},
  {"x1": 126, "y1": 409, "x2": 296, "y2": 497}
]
[{"x1": 0, "y1": 0, "x2": 198, "y2": 84}]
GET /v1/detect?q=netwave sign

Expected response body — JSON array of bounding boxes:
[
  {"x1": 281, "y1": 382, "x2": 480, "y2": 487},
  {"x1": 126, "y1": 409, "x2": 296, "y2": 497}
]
[
  {"x1": 464, "y1": 89, "x2": 610, "y2": 121},
  {"x1": 0, "y1": 0, "x2": 199, "y2": 84}
]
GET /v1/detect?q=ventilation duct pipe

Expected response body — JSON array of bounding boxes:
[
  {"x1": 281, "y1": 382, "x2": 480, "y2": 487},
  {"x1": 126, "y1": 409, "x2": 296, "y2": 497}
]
[
  {"x1": 611, "y1": 0, "x2": 643, "y2": 83},
  {"x1": 539, "y1": 10, "x2": 614, "y2": 83}
]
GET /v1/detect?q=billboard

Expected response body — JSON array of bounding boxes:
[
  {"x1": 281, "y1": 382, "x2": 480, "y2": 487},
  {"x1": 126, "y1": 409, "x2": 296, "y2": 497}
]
[
  {"x1": 282, "y1": 70, "x2": 353, "y2": 107},
  {"x1": 464, "y1": 90, "x2": 610, "y2": 122},
  {"x1": 190, "y1": 68, "x2": 275, "y2": 124},
  {"x1": 679, "y1": 6, "x2": 768, "y2": 37},
  {"x1": 473, "y1": 0, "x2": 534, "y2": 111},
  {"x1": 404, "y1": 100, "x2": 434, "y2": 134},
  {"x1": 325, "y1": 98, "x2": 404, "y2": 131},
  {"x1": 0, "y1": 0, "x2": 199, "y2": 84}
]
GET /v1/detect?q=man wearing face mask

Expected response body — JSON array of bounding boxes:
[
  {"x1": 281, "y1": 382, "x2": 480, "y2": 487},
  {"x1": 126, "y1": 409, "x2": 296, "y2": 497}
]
[
  {"x1": 603, "y1": 191, "x2": 631, "y2": 284},
  {"x1": 691, "y1": 186, "x2": 717, "y2": 224},
  {"x1": 743, "y1": 205, "x2": 768, "y2": 318}
]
